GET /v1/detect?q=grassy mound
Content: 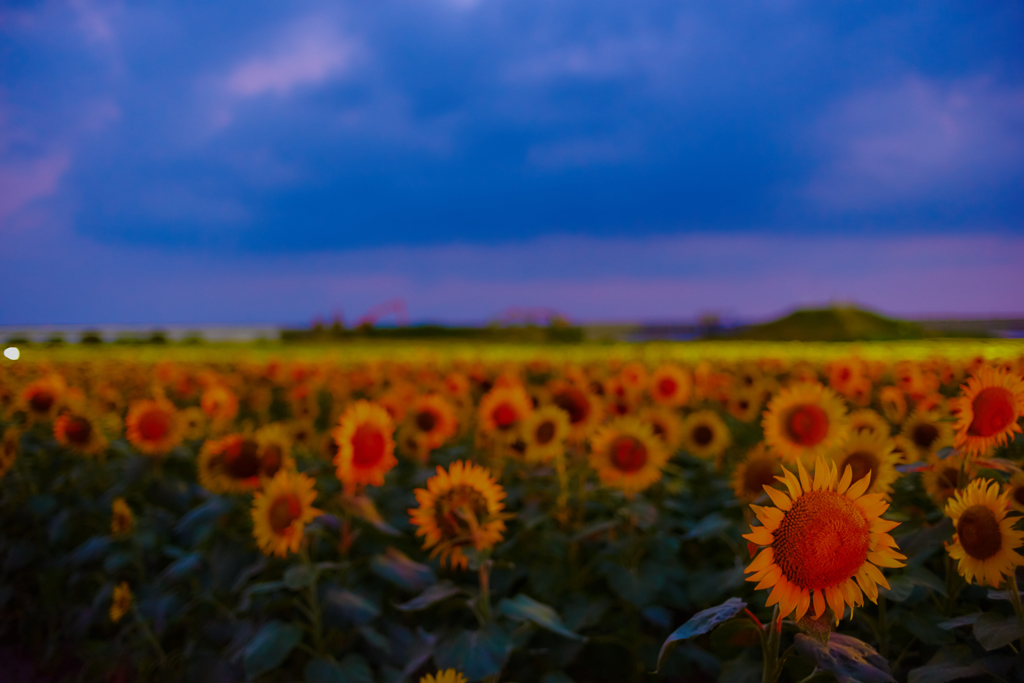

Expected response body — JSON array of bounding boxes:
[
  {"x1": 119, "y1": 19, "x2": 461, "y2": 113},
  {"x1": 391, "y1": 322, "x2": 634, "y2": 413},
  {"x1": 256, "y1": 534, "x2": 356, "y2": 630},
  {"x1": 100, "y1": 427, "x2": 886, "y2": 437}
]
[{"x1": 730, "y1": 306, "x2": 937, "y2": 342}]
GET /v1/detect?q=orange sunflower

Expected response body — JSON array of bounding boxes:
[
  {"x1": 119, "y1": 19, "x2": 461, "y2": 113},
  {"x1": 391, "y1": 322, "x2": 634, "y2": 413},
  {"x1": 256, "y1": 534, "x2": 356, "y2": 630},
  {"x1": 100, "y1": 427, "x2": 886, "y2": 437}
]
[
  {"x1": 921, "y1": 451, "x2": 977, "y2": 506},
  {"x1": 589, "y1": 417, "x2": 669, "y2": 497},
  {"x1": 251, "y1": 469, "x2": 324, "y2": 557},
  {"x1": 731, "y1": 443, "x2": 784, "y2": 502},
  {"x1": 900, "y1": 410, "x2": 952, "y2": 461},
  {"x1": 408, "y1": 394, "x2": 459, "y2": 451},
  {"x1": 111, "y1": 497, "x2": 134, "y2": 536},
  {"x1": 649, "y1": 363, "x2": 692, "y2": 407},
  {"x1": 200, "y1": 383, "x2": 239, "y2": 424},
  {"x1": 54, "y1": 411, "x2": 107, "y2": 457},
  {"x1": 125, "y1": 398, "x2": 183, "y2": 456},
  {"x1": 762, "y1": 382, "x2": 848, "y2": 463},
  {"x1": 744, "y1": 458, "x2": 905, "y2": 623},
  {"x1": 639, "y1": 406, "x2": 684, "y2": 452},
  {"x1": 199, "y1": 433, "x2": 289, "y2": 494},
  {"x1": 520, "y1": 405, "x2": 571, "y2": 464},
  {"x1": 952, "y1": 365, "x2": 1024, "y2": 457},
  {"x1": 826, "y1": 432, "x2": 901, "y2": 499},
  {"x1": 549, "y1": 381, "x2": 603, "y2": 440},
  {"x1": 21, "y1": 375, "x2": 65, "y2": 422},
  {"x1": 409, "y1": 460, "x2": 508, "y2": 570},
  {"x1": 478, "y1": 385, "x2": 533, "y2": 442},
  {"x1": 878, "y1": 386, "x2": 907, "y2": 425},
  {"x1": 333, "y1": 401, "x2": 397, "y2": 489},
  {"x1": 680, "y1": 410, "x2": 732, "y2": 461},
  {"x1": 944, "y1": 478, "x2": 1024, "y2": 587}
]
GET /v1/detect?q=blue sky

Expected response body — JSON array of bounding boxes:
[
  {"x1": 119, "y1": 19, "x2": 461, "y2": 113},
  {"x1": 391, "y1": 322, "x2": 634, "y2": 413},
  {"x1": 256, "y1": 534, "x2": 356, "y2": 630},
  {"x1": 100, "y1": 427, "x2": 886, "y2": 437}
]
[{"x1": 1, "y1": 0, "x2": 1022, "y2": 325}]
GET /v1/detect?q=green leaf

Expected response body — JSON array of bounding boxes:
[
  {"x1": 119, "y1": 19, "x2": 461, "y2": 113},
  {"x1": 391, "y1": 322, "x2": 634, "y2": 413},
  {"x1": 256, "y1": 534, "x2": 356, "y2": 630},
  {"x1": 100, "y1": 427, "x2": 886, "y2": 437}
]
[
  {"x1": 284, "y1": 563, "x2": 317, "y2": 590},
  {"x1": 793, "y1": 633, "x2": 895, "y2": 683},
  {"x1": 371, "y1": 548, "x2": 435, "y2": 591},
  {"x1": 683, "y1": 512, "x2": 732, "y2": 540},
  {"x1": 69, "y1": 536, "x2": 111, "y2": 565},
  {"x1": 395, "y1": 580, "x2": 464, "y2": 611},
  {"x1": 936, "y1": 613, "x2": 982, "y2": 630},
  {"x1": 174, "y1": 496, "x2": 232, "y2": 545},
  {"x1": 323, "y1": 588, "x2": 380, "y2": 626},
  {"x1": 161, "y1": 552, "x2": 203, "y2": 582},
  {"x1": 972, "y1": 611, "x2": 1024, "y2": 651},
  {"x1": 243, "y1": 620, "x2": 302, "y2": 680},
  {"x1": 655, "y1": 597, "x2": 746, "y2": 672},
  {"x1": 908, "y1": 662, "x2": 997, "y2": 683},
  {"x1": 305, "y1": 654, "x2": 373, "y2": 683},
  {"x1": 103, "y1": 550, "x2": 134, "y2": 573},
  {"x1": 238, "y1": 580, "x2": 286, "y2": 612},
  {"x1": 434, "y1": 624, "x2": 512, "y2": 682},
  {"x1": 497, "y1": 594, "x2": 586, "y2": 641}
]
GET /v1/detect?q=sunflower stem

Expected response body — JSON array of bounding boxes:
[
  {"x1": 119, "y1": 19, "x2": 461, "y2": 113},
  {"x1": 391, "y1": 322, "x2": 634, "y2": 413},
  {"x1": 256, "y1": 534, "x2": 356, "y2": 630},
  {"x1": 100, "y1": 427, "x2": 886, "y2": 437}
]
[
  {"x1": 301, "y1": 546, "x2": 325, "y2": 656},
  {"x1": 478, "y1": 558, "x2": 493, "y2": 623},
  {"x1": 131, "y1": 603, "x2": 166, "y2": 665},
  {"x1": 761, "y1": 605, "x2": 782, "y2": 683},
  {"x1": 1006, "y1": 572, "x2": 1024, "y2": 652}
]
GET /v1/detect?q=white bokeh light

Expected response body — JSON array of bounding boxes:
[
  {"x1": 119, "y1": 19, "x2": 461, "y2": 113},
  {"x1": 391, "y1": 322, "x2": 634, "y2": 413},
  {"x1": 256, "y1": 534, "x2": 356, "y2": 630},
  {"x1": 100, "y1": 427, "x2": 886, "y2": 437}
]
[{"x1": 3, "y1": 347, "x2": 20, "y2": 360}]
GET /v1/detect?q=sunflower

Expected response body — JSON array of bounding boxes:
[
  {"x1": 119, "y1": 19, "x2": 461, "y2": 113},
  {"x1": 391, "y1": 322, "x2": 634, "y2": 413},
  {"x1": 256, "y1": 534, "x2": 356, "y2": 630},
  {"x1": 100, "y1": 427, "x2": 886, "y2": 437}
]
[
  {"x1": 639, "y1": 405, "x2": 684, "y2": 452},
  {"x1": 888, "y1": 435, "x2": 914, "y2": 464},
  {"x1": 54, "y1": 412, "x2": 107, "y2": 457},
  {"x1": 478, "y1": 385, "x2": 534, "y2": 441},
  {"x1": 21, "y1": 375, "x2": 65, "y2": 422},
  {"x1": 649, "y1": 364, "x2": 692, "y2": 407},
  {"x1": 0, "y1": 429, "x2": 19, "y2": 479},
  {"x1": 110, "y1": 582, "x2": 132, "y2": 624},
  {"x1": 731, "y1": 443, "x2": 784, "y2": 502},
  {"x1": 1006, "y1": 473, "x2": 1024, "y2": 514},
  {"x1": 680, "y1": 410, "x2": 732, "y2": 461},
  {"x1": 254, "y1": 423, "x2": 293, "y2": 477},
  {"x1": 409, "y1": 460, "x2": 508, "y2": 570},
  {"x1": 899, "y1": 410, "x2": 952, "y2": 461},
  {"x1": 549, "y1": 381, "x2": 603, "y2": 440},
  {"x1": 762, "y1": 382, "x2": 848, "y2": 463},
  {"x1": 520, "y1": 405, "x2": 570, "y2": 464},
  {"x1": 878, "y1": 386, "x2": 907, "y2": 425},
  {"x1": 743, "y1": 458, "x2": 905, "y2": 624},
  {"x1": 827, "y1": 357, "x2": 863, "y2": 397},
  {"x1": 847, "y1": 409, "x2": 889, "y2": 440},
  {"x1": 288, "y1": 419, "x2": 318, "y2": 454},
  {"x1": 251, "y1": 469, "x2": 324, "y2": 557},
  {"x1": 944, "y1": 478, "x2": 1024, "y2": 587},
  {"x1": 619, "y1": 361, "x2": 649, "y2": 394},
  {"x1": 111, "y1": 497, "x2": 134, "y2": 536},
  {"x1": 727, "y1": 388, "x2": 762, "y2": 423},
  {"x1": 199, "y1": 434, "x2": 286, "y2": 494},
  {"x1": 333, "y1": 401, "x2": 397, "y2": 489},
  {"x1": 408, "y1": 394, "x2": 459, "y2": 451},
  {"x1": 420, "y1": 670, "x2": 467, "y2": 683},
  {"x1": 952, "y1": 365, "x2": 1024, "y2": 457},
  {"x1": 589, "y1": 417, "x2": 669, "y2": 497},
  {"x1": 125, "y1": 398, "x2": 183, "y2": 456},
  {"x1": 922, "y1": 451, "x2": 976, "y2": 505},
  {"x1": 287, "y1": 383, "x2": 319, "y2": 422},
  {"x1": 827, "y1": 432, "x2": 901, "y2": 499},
  {"x1": 201, "y1": 383, "x2": 239, "y2": 424},
  {"x1": 180, "y1": 407, "x2": 208, "y2": 440},
  {"x1": 396, "y1": 421, "x2": 431, "y2": 463}
]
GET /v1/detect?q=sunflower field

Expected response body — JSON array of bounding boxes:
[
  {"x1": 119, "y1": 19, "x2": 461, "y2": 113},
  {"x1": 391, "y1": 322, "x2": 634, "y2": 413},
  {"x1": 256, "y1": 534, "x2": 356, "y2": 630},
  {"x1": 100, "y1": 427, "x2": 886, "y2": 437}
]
[{"x1": 2, "y1": 340, "x2": 1024, "y2": 683}]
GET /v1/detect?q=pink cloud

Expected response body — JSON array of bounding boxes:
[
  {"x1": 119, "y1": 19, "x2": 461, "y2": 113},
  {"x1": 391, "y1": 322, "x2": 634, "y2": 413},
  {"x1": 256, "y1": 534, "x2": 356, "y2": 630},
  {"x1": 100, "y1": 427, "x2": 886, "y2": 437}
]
[
  {"x1": 0, "y1": 152, "x2": 71, "y2": 222},
  {"x1": 225, "y1": 22, "x2": 357, "y2": 98},
  {"x1": 806, "y1": 76, "x2": 1024, "y2": 209}
]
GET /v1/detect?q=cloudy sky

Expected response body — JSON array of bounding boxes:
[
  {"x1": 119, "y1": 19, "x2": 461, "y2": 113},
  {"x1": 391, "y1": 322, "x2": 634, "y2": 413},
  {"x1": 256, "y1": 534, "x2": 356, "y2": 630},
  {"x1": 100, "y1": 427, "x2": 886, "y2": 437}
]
[{"x1": 1, "y1": 0, "x2": 1022, "y2": 325}]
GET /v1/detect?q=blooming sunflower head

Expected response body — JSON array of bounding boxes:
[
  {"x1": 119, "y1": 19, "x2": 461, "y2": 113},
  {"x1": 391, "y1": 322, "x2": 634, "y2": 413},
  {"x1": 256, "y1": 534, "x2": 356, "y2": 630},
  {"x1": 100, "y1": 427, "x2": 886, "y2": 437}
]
[
  {"x1": 649, "y1": 363, "x2": 692, "y2": 407},
  {"x1": 899, "y1": 410, "x2": 953, "y2": 461},
  {"x1": 333, "y1": 401, "x2": 397, "y2": 490},
  {"x1": 251, "y1": 469, "x2": 324, "y2": 558},
  {"x1": 420, "y1": 670, "x2": 467, "y2": 683},
  {"x1": 408, "y1": 460, "x2": 508, "y2": 570},
  {"x1": 125, "y1": 398, "x2": 183, "y2": 457},
  {"x1": 639, "y1": 405, "x2": 684, "y2": 452},
  {"x1": 680, "y1": 409, "x2": 732, "y2": 461},
  {"x1": 110, "y1": 581, "x2": 132, "y2": 624},
  {"x1": 731, "y1": 443, "x2": 784, "y2": 503},
  {"x1": 111, "y1": 497, "x2": 134, "y2": 536},
  {"x1": 408, "y1": 394, "x2": 459, "y2": 451},
  {"x1": 589, "y1": 417, "x2": 669, "y2": 497},
  {"x1": 478, "y1": 385, "x2": 534, "y2": 441},
  {"x1": 921, "y1": 451, "x2": 975, "y2": 506},
  {"x1": 199, "y1": 434, "x2": 286, "y2": 494},
  {"x1": 727, "y1": 388, "x2": 763, "y2": 423},
  {"x1": 847, "y1": 409, "x2": 889, "y2": 440},
  {"x1": 743, "y1": 458, "x2": 905, "y2": 624},
  {"x1": 21, "y1": 375, "x2": 66, "y2": 422},
  {"x1": 762, "y1": 382, "x2": 849, "y2": 463},
  {"x1": 827, "y1": 431, "x2": 902, "y2": 499},
  {"x1": 549, "y1": 381, "x2": 602, "y2": 440},
  {"x1": 878, "y1": 386, "x2": 907, "y2": 425},
  {"x1": 519, "y1": 404, "x2": 570, "y2": 464},
  {"x1": 200, "y1": 383, "x2": 239, "y2": 424},
  {"x1": 952, "y1": 365, "x2": 1024, "y2": 457},
  {"x1": 944, "y1": 478, "x2": 1024, "y2": 587},
  {"x1": 54, "y1": 411, "x2": 107, "y2": 457}
]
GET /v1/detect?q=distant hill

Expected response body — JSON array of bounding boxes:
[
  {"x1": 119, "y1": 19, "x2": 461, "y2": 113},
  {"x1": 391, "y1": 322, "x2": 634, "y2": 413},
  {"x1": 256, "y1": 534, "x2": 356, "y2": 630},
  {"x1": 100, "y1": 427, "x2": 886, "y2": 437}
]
[{"x1": 728, "y1": 306, "x2": 980, "y2": 342}]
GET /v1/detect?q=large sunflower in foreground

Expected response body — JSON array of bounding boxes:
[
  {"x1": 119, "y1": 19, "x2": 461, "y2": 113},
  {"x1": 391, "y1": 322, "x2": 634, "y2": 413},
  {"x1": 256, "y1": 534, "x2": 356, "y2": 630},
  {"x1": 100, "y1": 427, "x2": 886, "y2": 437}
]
[
  {"x1": 589, "y1": 417, "x2": 668, "y2": 497},
  {"x1": 762, "y1": 382, "x2": 848, "y2": 463},
  {"x1": 333, "y1": 401, "x2": 397, "y2": 489},
  {"x1": 251, "y1": 469, "x2": 324, "y2": 557},
  {"x1": 944, "y1": 478, "x2": 1024, "y2": 587},
  {"x1": 743, "y1": 458, "x2": 905, "y2": 623},
  {"x1": 952, "y1": 366, "x2": 1024, "y2": 457},
  {"x1": 125, "y1": 398, "x2": 182, "y2": 456},
  {"x1": 409, "y1": 460, "x2": 507, "y2": 570}
]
